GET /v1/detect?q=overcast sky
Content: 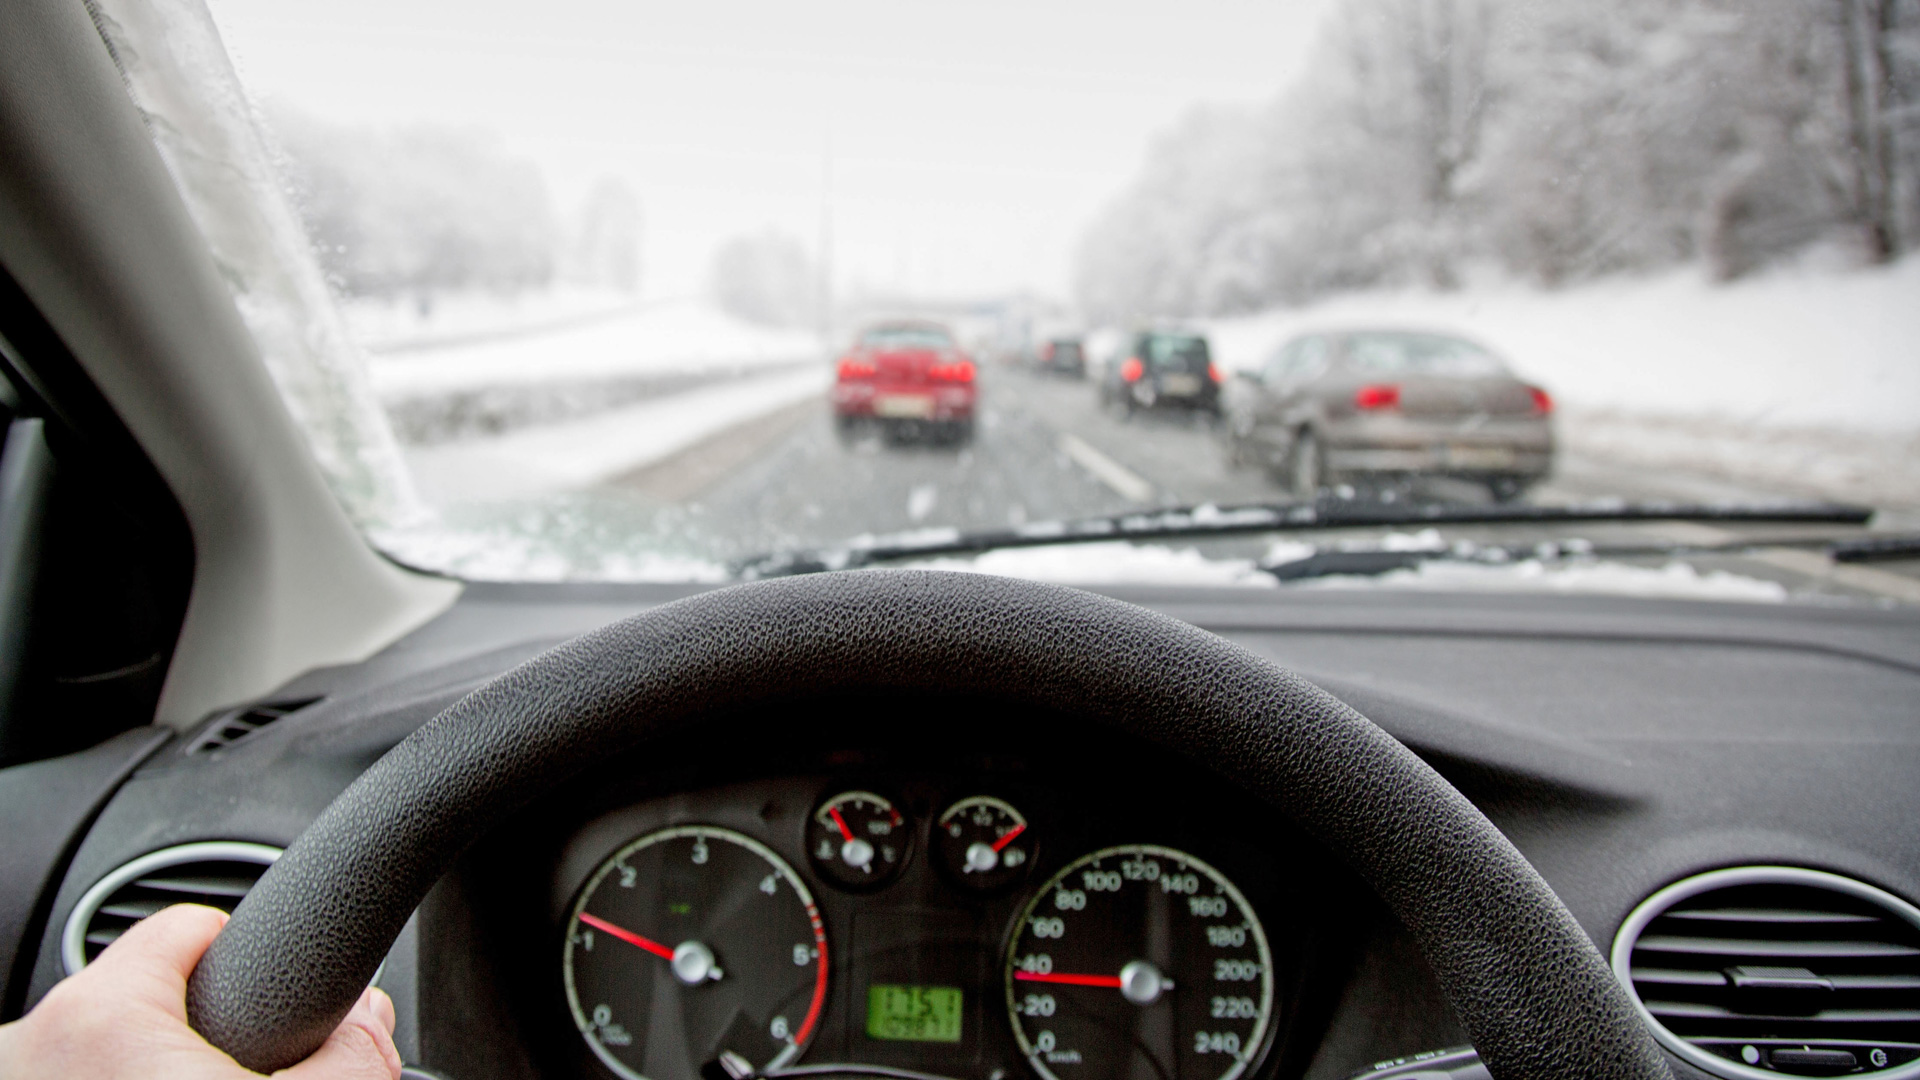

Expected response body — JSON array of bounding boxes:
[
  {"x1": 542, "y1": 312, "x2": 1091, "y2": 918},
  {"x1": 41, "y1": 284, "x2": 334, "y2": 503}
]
[{"x1": 207, "y1": 0, "x2": 1334, "y2": 301}]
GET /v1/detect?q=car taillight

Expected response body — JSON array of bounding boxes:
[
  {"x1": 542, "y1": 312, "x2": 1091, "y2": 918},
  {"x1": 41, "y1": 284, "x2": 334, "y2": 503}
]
[
  {"x1": 929, "y1": 360, "x2": 975, "y2": 383},
  {"x1": 1207, "y1": 363, "x2": 1223, "y2": 383},
  {"x1": 837, "y1": 357, "x2": 876, "y2": 379},
  {"x1": 1354, "y1": 383, "x2": 1400, "y2": 410},
  {"x1": 1529, "y1": 386, "x2": 1553, "y2": 414},
  {"x1": 1120, "y1": 357, "x2": 1144, "y2": 383}
]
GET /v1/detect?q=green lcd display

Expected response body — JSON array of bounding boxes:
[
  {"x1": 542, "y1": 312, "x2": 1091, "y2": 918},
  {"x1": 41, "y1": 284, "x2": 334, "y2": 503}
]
[{"x1": 865, "y1": 985, "x2": 963, "y2": 1043}]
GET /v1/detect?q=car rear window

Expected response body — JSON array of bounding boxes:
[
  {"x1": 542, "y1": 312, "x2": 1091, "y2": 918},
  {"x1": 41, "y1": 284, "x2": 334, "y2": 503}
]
[
  {"x1": 862, "y1": 326, "x2": 954, "y2": 350},
  {"x1": 1053, "y1": 342, "x2": 1082, "y2": 360},
  {"x1": 1143, "y1": 334, "x2": 1210, "y2": 370},
  {"x1": 1344, "y1": 334, "x2": 1507, "y2": 377}
]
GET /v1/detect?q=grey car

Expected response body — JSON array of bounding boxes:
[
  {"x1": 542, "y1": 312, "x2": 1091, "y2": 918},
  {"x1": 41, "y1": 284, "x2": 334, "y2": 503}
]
[{"x1": 1222, "y1": 330, "x2": 1554, "y2": 500}]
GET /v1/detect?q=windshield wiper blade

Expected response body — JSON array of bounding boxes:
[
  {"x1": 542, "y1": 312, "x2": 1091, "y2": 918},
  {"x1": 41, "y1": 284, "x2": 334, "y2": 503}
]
[
  {"x1": 732, "y1": 498, "x2": 1874, "y2": 579},
  {"x1": 1263, "y1": 531, "x2": 1920, "y2": 582}
]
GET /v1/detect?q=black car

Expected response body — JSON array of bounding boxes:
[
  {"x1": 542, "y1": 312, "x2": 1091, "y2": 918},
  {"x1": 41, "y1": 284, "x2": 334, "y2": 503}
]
[
  {"x1": 1097, "y1": 329, "x2": 1221, "y2": 416},
  {"x1": 1032, "y1": 336, "x2": 1086, "y2": 377}
]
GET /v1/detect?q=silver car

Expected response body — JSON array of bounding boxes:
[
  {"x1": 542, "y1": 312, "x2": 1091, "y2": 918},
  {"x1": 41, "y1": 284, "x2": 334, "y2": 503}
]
[{"x1": 1223, "y1": 330, "x2": 1554, "y2": 500}]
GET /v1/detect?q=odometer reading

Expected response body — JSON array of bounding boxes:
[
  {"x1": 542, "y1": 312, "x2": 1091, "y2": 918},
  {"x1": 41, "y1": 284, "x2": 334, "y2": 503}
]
[{"x1": 1004, "y1": 845, "x2": 1274, "y2": 1080}]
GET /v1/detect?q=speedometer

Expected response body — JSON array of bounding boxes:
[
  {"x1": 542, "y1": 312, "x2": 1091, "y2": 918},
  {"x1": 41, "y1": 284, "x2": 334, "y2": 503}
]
[{"x1": 1004, "y1": 845, "x2": 1274, "y2": 1080}]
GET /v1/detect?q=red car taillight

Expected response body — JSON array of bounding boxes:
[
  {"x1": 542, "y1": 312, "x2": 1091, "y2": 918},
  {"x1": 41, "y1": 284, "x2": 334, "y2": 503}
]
[
  {"x1": 929, "y1": 359, "x2": 976, "y2": 383},
  {"x1": 1529, "y1": 386, "x2": 1553, "y2": 415},
  {"x1": 1119, "y1": 357, "x2": 1144, "y2": 382},
  {"x1": 1354, "y1": 383, "x2": 1400, "y2": 410},
  {"x1": 1207, "y1": 363, "x2": 1223, "y2": 383},
  {"x1": 837, "y1": 356, "x2": 876, "y2": 379}
]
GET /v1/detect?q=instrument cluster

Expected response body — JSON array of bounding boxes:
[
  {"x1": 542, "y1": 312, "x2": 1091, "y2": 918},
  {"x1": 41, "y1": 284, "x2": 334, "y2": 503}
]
[{"x1": 547, "y1": 773, "x2": 1326, "y2": 1080}]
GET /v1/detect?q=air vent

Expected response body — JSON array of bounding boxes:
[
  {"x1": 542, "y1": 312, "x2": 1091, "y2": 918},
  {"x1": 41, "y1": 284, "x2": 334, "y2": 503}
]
[
  {"x1": 62, "y1": 842, "x2": 280, "y2": 974},
  {"x1": 187, "y1": 698, "x2": 319, "y2": 754},
  {"x1": 1614, "y1": 867, "x2": 1920, "y2": 1080}
]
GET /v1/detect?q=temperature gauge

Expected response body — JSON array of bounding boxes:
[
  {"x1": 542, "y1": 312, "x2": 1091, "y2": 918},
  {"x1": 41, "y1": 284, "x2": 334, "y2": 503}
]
[
  {"x1": 807, "y1": 790, "x2": 909, "y2": 890},
  {"x1": 935, "y1": 796, "x2": 1033, "y2": 890}
]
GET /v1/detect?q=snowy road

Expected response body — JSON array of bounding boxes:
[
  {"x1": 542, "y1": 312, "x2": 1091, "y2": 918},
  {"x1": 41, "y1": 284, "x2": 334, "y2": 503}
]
[{"x1": 580, "y1": 367, "x2": 1824, "y2": 558}]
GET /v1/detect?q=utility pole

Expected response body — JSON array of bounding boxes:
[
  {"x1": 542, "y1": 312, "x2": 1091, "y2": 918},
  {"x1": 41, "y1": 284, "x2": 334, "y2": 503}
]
[{"x1": 818, "y1": 130, "x2": 835, "y2": 344}]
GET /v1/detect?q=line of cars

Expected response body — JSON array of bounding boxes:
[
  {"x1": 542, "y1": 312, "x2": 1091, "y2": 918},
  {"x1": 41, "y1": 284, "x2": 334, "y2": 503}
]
[{"x1": 830, "y1": 317, "x2": 1555, "y2": 504}]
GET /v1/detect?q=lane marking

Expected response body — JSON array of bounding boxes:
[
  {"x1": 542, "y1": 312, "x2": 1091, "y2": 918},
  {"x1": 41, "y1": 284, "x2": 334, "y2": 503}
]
[{"x1": 1057, "y1": 433, "x2": 1154, "y2": 503}]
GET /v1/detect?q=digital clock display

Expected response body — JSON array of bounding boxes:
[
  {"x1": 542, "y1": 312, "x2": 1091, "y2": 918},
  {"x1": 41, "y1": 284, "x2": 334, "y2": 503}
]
[{"x1": 866, "y1": 984, "x2": 963, "y2": 1043}]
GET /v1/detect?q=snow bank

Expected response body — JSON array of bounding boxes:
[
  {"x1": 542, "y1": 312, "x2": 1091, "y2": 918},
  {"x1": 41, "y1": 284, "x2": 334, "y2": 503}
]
[
  {"x1": 343, "y1": 287, "x2": 643, "y2": 353},
  {"x1": 366, "y1": 299, "x2": 824, "y2": 400},
  {"x1": 404, "y1": 366, "x2": 828, "y2": 503},
  {"x1": 1204, "y1": 258, "x2": 1920, "y2": 434}
]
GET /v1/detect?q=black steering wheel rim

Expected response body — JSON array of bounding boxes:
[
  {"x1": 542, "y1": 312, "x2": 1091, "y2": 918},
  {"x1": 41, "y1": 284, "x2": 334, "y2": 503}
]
[{"x1": 184, "y1": 569, "x2": 1668, "y2": 1080}]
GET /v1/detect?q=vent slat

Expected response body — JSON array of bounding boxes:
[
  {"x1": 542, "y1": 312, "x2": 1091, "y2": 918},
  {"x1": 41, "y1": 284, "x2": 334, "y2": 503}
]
[
  {"x1": 1635, "y1": 934, "x2": 1919, "y2": 959},
  {"x1": 1647, "y1": 1000, "x2": 1920, "y2": 1023},
  {"x1": 84, "y1": 927, "x2": 126, "y2": 947},
  {"x1": 97, "y1": 898, "x2": 172, "y2": 919},
  {"x1": 1632, "y1": 967, "x2": 1729, "y2": 987},
  {"x1": 1665, "y1": 908, "x2": 1881, "y2": 925},
  {"x1": 132, "y1": 873, "x2": 258, "y2": 898}
]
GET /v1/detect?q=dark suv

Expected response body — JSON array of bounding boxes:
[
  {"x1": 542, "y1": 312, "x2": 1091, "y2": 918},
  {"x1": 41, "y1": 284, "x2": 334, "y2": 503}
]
[{"x1": 1097, "y1": 330, "x2": 1221, "y2": 416}]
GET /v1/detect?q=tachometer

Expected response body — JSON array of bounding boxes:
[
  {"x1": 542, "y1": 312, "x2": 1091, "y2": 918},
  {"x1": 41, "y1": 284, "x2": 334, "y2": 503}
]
[
  {"x1": 563, "y1": 826, "x2": 828, "y2": 1080},
  {"x1": 1004, "y1": 845, "x2": 1274, "y2": 1080}
]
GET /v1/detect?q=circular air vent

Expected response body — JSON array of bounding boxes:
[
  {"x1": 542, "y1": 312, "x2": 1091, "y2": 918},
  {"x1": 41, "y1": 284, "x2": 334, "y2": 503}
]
[
  {"x1": 61, "y1": 842, "x2": 280, "y2": 975},
  {"x1": 1613, "y1": 867, "x2": 1920, "y2": 1080}
]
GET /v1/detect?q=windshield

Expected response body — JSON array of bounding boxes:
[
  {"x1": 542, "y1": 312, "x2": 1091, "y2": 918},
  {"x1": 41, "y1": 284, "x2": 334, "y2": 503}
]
[
  {"x1": 1344, "y1": 334, "x2": 1507, "y2": 378},
  {"x1": 110, "y1": 0, "x2": 1918, "y2": 592},
  {"x1": 862, "y1": 326, "x2": 956, "y2": 352}
]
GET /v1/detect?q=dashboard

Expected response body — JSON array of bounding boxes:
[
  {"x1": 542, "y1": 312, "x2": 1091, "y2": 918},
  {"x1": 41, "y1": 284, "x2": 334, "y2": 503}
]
[
  {"x1": 6, "y1": 582, "x2": 1919, "y2": 1080},
  {"x1": 455, "y1": 710, "x2": 1363, "y2": 1080}
]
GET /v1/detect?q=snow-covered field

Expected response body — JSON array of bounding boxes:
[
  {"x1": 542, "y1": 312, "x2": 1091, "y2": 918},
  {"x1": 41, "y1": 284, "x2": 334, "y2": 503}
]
[
  {"x1": 364, "y1": 298, "x2": 822, "y2": 400},
  {"x1": 403, "y1": 365, "x2": 828, "y2": 503},
  {"x1": 1203, "y1": 257, "x2": 1920, "y2": 507}
]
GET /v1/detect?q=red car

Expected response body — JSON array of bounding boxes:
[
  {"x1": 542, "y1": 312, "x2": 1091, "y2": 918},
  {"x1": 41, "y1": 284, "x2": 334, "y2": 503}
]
[{"x1": 831, "y1": 320, "x2": 977, "y2": 444}]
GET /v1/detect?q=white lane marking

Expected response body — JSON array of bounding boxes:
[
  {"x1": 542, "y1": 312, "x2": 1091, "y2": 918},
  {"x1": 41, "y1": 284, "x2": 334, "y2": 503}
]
[{"x1": 1057, "y1": 433, "x2": 1154, "y2": 503}]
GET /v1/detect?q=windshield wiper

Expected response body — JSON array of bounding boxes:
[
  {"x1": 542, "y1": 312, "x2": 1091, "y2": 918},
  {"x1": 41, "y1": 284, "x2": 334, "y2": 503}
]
[
  {"x1": 732, "y1": 498, "x2": 1874, "y2": 579},
  {"x1": 1263, "y1": 532, "x2": 1920, "y2": 582}
]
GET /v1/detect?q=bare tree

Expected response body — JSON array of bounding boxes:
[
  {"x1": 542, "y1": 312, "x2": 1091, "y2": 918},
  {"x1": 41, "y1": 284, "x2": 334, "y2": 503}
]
[
  {"x1": 1341, "y1": 0, "x2": 1497, "y2": 287},
  {"x1": 1833, "y1": 0, "x2": 1918, "y2": 261}
]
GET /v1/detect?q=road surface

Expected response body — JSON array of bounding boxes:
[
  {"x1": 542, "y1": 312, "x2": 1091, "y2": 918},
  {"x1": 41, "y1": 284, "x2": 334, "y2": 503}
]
[{"x1": 582, "y1": 367, "x2": 1813, "y2": 561}]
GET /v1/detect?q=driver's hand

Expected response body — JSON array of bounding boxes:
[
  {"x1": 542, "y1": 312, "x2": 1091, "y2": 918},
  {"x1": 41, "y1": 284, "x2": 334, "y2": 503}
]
[{"x1": 0, "y1": 903, "x2": 402, "y2": 1079}]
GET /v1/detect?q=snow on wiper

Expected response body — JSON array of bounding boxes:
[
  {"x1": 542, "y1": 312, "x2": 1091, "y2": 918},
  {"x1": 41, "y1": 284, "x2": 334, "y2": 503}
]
[{"x1": 731, "y1": 498, "x2": 1874, "y2": 580}]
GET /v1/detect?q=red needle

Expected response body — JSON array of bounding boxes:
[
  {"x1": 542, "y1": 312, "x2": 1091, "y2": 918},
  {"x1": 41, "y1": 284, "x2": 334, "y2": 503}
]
[
  {"x1": 1015, "y1": 970, "x2": 1124, "y2": 988},
  {"x1": 992, "y1": 822, "x2": 1027, "y2": 852},
  {"x1": 578, "y1": 912, "x2": 675, "y2": 961},
  {"x1": 828, "y1": 806, "x2": 856, "y2": 843}
]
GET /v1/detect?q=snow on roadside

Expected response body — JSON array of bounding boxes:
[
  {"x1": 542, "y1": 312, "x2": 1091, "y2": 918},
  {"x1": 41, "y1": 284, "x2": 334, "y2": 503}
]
[
  {"x1": 1203, "y1": 257, "x2": 1920, "y2": 434},
  {"x1": 342, "y1": 287, "x2": 641, "y2": 353},
  {"x1": 404, "y1": 366, "x2": 828, "y2": 503},
  {"x1": 365, "y1": 299, "x2": 823, "y2": 400},
  {"x1": 904, "y1": 540, "x2": 1788, "y2": 601}
]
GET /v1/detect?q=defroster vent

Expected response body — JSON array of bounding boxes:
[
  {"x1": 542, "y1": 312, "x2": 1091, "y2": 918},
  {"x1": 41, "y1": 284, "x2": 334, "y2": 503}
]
[
  {"x1": 61, "y1": 842, "x2": 281, "y2": 974},
  {"x1": 1614, "y1": 867, "x2": 1920, "y2": 1080}
]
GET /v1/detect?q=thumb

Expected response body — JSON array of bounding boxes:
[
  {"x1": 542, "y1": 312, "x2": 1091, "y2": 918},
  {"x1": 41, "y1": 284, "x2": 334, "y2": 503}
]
[
  {"x1": 274, "y1": 986, "x2": 401, "y2": 1080},
  {"x1": 81, "y1": 903, "x2": 230, "y2": 1020}
]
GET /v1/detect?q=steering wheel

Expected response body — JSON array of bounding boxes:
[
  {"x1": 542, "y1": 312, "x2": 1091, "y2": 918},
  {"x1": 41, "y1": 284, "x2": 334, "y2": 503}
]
[{"x1": 183, "y1": 570, "x2": 1669, "y2": 1080}]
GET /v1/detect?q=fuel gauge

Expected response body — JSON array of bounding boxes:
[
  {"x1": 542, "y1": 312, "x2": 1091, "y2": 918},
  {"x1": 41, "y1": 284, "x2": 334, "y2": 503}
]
[
  {"x1": 936, "y1": 796, "x2": 1033, "y2": 890},
  {"x1": 807, "y1": 790, "x2": 909, "y2": 890}
]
